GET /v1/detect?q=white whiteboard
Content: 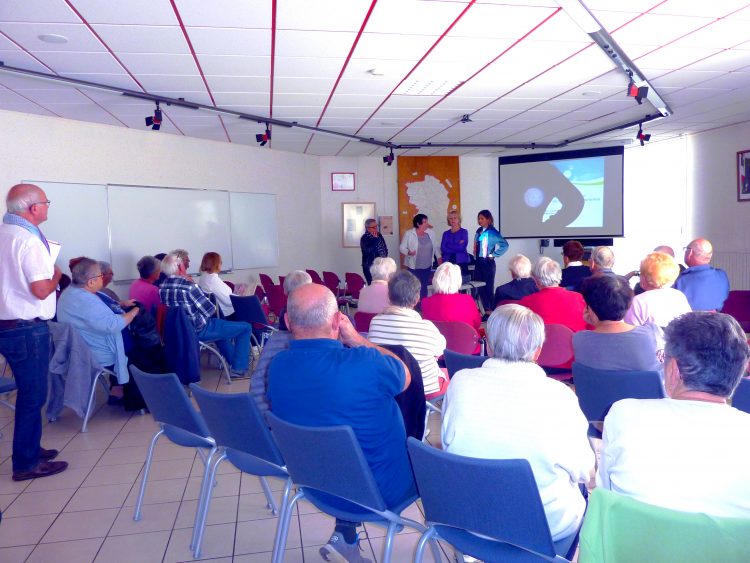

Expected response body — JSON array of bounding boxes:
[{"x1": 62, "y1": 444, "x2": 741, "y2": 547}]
[
  {"x1": 29, "y1": 181, "x2": 111, "y2": 272},
  {"x1": 108, "y1": 184, "x2": 233, "y2": 279},
  {"x1": 230, "y1": 192, "x2": 279, "y2": 269}
]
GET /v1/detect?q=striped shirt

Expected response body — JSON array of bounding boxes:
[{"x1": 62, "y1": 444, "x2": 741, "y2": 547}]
[
  {"x1": 368, "y1": 306, "x2": 446, "y2": 395},
  {"x1": 159, "y1": 275, "x2": 215, "y2": 332}
]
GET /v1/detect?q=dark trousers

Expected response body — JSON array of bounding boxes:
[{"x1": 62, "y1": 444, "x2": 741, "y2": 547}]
[
  {"x1": 475, "y1": 257, "x2": 496, "y2": 311},
  {"x1": 409, "y1": 268, "x2": 432, "y2": 299},
  {"x1": 0, "y1": 320, "x2": 50, "y2": 472},
  {"x1": 362, "y1": 266, "x2": 372, "y2": 286}
]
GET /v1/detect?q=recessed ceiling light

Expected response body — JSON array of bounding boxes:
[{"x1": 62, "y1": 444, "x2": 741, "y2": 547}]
[
  {"x1": 367, "y1": 68, "x2": 385, "y2": 76},
  {"x1": 581, "y1": 90, "x2": 601, "y2": 97},
  {"x1": 38, "y1": 34, "x2": 68, "y2": 44}
]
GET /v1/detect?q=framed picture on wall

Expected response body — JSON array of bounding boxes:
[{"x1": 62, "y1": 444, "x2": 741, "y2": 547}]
[
  {"x1": 331, "y1": 172, "x2": 355, "y2": 191},
  {"x1": 738, "y1": 150, "x2": 750, "y2": 201},
  {"x1": 342, "y1": 202, "x2": 376, "y2": 247}
]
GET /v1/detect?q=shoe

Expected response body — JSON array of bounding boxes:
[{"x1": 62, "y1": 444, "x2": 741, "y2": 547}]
[
  {"x1": 107, "y1": 394, "x2": 124, "y2": 406},
  {"x1": 39, "y1": 447, "x2": 58, "y2": 461},
  {"x1": 12, "y1": 460, "x2": 69, "y2": 482},
  {"x1": 319, "y1": 532, "x2": 372, "y2": 563}
]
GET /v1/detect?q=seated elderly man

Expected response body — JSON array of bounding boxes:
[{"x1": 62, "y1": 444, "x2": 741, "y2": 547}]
[
  {"x1": 129, "y1": 255, "x2": 161, "y2": 315},
  {"x1": 442, "y1": 304, "x2": 594, "y2": 545},
  {"x1": 278, "y1": 269, "x2": 312, "y2": 330},
  {"x1": 493, "y1": 253, "x2": 538, "y2": 305},
  {"x1": 57, "y1": 258, "x2": 140, "y2": 395},
  {"x1": 97, "y1": 261, "x2": 119, "y2": 301},
  {"x1": 159, "y1": 253, "x2": 252, "y2": 377},
  {"x1": 357, "y1": 257, "x2": 397, "y2": 314},
  {"x1": 268, "y1": 283, "x2": 413, "y2": 562},
  {"x1": 519, "y1": 257, "x2": 587, "y2": 332},
  {"x1": 674, "y1": 238, "x2": 730, "y2": 311},
  {"x1": 368, "y1": 270, "x2": 447, "y2": 398},
  {"x1": 598, "y1": 312, "x2": 750, "y2": 516}
]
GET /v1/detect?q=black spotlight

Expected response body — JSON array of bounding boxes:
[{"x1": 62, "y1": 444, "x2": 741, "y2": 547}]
[
  {"x1": 627, "y1": 82, "x2": 649, "y2": 105},
  {"x1": 145, "y1": 101, "x2": 162, "y2": 130},
  {"x1": 636, "y1": 124, "x2": 651, "y2": 146},
  {"x1": 256, "y1": 125, "x2": 271, "y2": 147},
  {"x1": 383, "y1": 148, "x2": 395, "y2": 166}
]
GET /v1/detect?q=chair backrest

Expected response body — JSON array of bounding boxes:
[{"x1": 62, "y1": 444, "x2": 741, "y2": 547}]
[
  {"x1": 431, "y1": 320, "x2": 480, "y2": 355},
  {"x1": 354, "y1": 311, "x2": 376, "y2": 332},
  {"x1": 265, "y1": 285, "x2": 287, "y2": 317},
  {"x1": 573, "y1": 362, "x2": 665, "y2": 424},
  {"x1": 259, "y1": 273, "x2": 275, "y2": 293},
  {"x1": 254, "y1": 284, "x2": 265, "y2": 301},
  {"x1": 495, "y1": 299, "x2": 520, "y2": 308},
  {"x1": 267, "y1": 412, "x2": 387, "y2": 512},
  {"x1": 155, "y1": 302, "x2": 168, "y2": 339},
  {"x1": 190, "y1": 384, "x2": 285, "y2": 466},
  {"x1": 129, "y1": 366, "x2": 210, "y2": 438},
  {"x1": 722, "y1": 290, "x2": 750, "y2": 331},
  {"x1": 407, "y1": 438, "x2": 557, "y2": 558},
  {"x1": 224, "y1": 280, "x2": 235, "y2": 292},
  {"x1": 305, "y1": 269, "x2": 324, "y2": 285},
  {"x1": 278, "y1": 275, "x2": 285, "y2": 287},
  {"x1": 322, "y1": 271, "x2": 341, "y2": 294},
  {"x1": 345, "y1": 272, "x2": 366, "y2": 299},
  {"x1": 444, "y1": 349, "x2": 486, "y2": 377},
  {"x1": 731, "y1": 377, "x2": 750, "y2": 414},
  {"x1": 230, "y1": 294, "x2": 270, "y2": 327},
  {"x1": 579, "y1": 488, "x2": 750, "y2": 563},
  {"x1": 537, "y1": 324, "x2": 574, "y2": 367}
]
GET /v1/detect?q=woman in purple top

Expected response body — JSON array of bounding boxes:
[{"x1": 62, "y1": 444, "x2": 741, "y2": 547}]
[{"x1": 441, "y1": 210, "x2": 470, "y2": 275}]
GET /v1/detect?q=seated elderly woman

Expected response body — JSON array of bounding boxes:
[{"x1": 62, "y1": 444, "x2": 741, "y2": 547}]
[
  {"x1": 519, "y1": 257, "x2": 587, "y2": 333},
  {"x1": 624, "y1": 252, "x2": 691, "y2": 348},
  {"x1": 598, "y1": 312, "x2": 750, "y2": 516},
  {"x1": 57, "y1": 257, "x2": 140, "y2": 398},
  {"x1": 574, "y1": 275, "x2": 661, "y2": 372},
  {"x1": 278, "y1": 270, "x2": 312, "y2": 330},
  {"x1": 368, "y1": 270, "x2": 448, "y2": 398},
  {"x1": 128, "y1": 255, "x2": 161, "y2": 315},
  {"x1": 197, "y1": 251, "x2": 234, "y2": 318},
  {"x1": 421, "y1": 262, "x2": 481, "y2": 353},
  {"x1": 442, "y1": 304, "x2": 594, "y2": 544},
  {"x1": 493, "y1": 253, "x2": 538, "y2": 305},
  {"x1": 357, "y1": 257, "x2": 397, "y2": 314}
]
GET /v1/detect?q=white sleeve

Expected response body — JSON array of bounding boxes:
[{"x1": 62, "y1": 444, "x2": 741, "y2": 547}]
[{"x1": 399, "y1": 231, "x2": 411, "y2": 256}]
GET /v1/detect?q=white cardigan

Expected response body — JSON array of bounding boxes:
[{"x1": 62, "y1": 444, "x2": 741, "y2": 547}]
[{"x1": 399, "y1": 228, "x2": 440, "y2": 269}]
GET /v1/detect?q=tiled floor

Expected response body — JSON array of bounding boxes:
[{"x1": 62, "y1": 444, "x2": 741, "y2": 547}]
[{"x1": 0, "y1": 363, "x2": 455, "y2": 563}]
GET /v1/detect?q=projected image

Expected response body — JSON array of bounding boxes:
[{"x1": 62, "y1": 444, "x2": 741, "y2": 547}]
[{"x1": 550, "y1": 157, "x2": 604, "y2": 227}]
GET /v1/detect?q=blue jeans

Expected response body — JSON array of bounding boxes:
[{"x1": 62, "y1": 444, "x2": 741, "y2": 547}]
[
  {"x1": 0, "y1": 320, "x2": 50, "y2": 472},
  {"x1": 198, "y1": 318, "x2": 252, "y2": 373}
]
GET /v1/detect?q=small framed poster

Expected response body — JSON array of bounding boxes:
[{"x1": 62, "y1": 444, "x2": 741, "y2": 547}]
[
  {"x1": 342, "y1": 202, "x2": 376, "y2": 247},
  {"x1": 737, "y1": 149, "x2": 750, "y2": 201},
  {"x1": 331, "y1": 172, "x2": 355, "y2": 192}
]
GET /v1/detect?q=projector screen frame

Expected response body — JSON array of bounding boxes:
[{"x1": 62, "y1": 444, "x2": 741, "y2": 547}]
[{"x1": 498, "y1": 145, "x2": 625, "y2": 239}]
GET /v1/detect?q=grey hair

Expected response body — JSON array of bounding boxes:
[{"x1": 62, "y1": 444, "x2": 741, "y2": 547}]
[
  {"x1": 365, "y1": 218, "x2": 377, "y2": 228},
  {"x1": 161, "y1": 253, "x2": 182, "y2": 276},
  {"x1": 136, "y1": 256, "x2": 160, "y2": 279},
  {"x1": 283, "y1": 270, "x2": 312, "y2": 295},
  {"x1": 664, "y1": 312, "x2": 750, "y2": 398},
  {"x1": 171, "y1": 249, "x2": 190, "y2": 262},
  {"x1": 591, "y1": 246, "x2": 615, "y2": 269},
  {"x1": 71, "y1": 257, "x2": 101, "y2": 287},
  {"x1": 486, "y1": 304, "x2": 545, "y2": 362},
  {"x1": 431, "y1": 262, "x2": 462, "y2": 294},
  {"x1": 287, "y1": 286, "x2": 338, "y2": 329},
  {"x1": 388, "y1": 270, "x2": 421, "y2": 308},
  {"x1": 6, "y1": 188, "x2": 40, "y2": 213},
  {"x1": 508, "y1": 254, "x2": 532, "y2": 279},
  {"x1": 98, "y1": 261, "x2": 113, "y2": 274},
  {"x1": 533, "y1": 257, "x2": 562, "y2": 288},
  {"x1": 370, "y1": 257, "x2": 397, "y2": 282}
]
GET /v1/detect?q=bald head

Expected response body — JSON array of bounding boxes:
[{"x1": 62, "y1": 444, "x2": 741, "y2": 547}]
[
  {"x1": 6, "y1": 184, "x2": 50, "y2": 226},
  {"x1": 685, "y1": 238, "x2": 713, "y2": 267},
  {"x1": 653, "y1": 245, "x2": 675, "y2": 257},
  {"x1": 286, "y1": 283, "x2": 339, "y2": 338}
]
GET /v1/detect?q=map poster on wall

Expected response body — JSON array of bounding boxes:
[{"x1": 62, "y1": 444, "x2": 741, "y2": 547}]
[{"x1": 397, "y1": 156, "x2": 461, "y2": 245}]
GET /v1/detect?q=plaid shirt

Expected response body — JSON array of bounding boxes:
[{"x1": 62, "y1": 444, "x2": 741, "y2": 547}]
[{"x1": 159, "y1": 275, "x2": 215, "y2": 332}]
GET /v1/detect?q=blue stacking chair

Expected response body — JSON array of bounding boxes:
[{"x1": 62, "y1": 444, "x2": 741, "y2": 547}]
[
  {"x1": 189, "y1": 384, "x2": 291, "y2": 560},
  {"x1": 572, "y1": 362, "x2": 665, "y2": 439},
  {"x1": 129, "y1": 367, "x2": 217, "y2": 530},
  {"x1": 443, "y1": 348, "x2": 485, "y2": 378},
  {"x1": 407, "y1": 438, "x2": 579, "y2": 562},
  {"x1": 732, "y1": 377, "x2": 750, "y2": 414},
  {"x1": 267, "y1": 413, "x2": 441, "y2": 563},
  {"x1": 230, "y1": 294, "x2": 277, "y2": 350}
]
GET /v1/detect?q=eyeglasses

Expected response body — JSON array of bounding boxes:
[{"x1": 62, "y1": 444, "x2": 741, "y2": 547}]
[
  {"x1": 87, "y1": 273, "x2": 104, "y2": 282},
  {"x1": 30, "y1": 200, "x2": 51, "y2": 208}
]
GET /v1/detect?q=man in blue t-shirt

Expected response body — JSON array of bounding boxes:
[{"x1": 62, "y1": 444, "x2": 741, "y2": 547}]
[
  {"x1": 674, "y1": 238, "x2": 730, "y2": 311},
  {"x1": 268, "y1": 283, "x2": 413, "y2": 563}
]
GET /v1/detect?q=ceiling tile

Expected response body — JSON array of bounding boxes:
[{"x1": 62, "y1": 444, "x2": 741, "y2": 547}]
[
  {"x1": 2, "y1": 22, "x2": 105, "y2": 52},
  {"x1": 73, "y1": 0, "x2": 178, "y2": 25},
  {"x1": 0, "y1": 1, "x2": 79, "y2": 23},
  {"x1": 186, "y1": 27, "x2": 271, "y2": 56},
  {"x1": 176, "y1": 0, "x2": 272, "y2": 28},
  {"x1": 90, "y1": 24, "x2": 188, "y2": 54}
]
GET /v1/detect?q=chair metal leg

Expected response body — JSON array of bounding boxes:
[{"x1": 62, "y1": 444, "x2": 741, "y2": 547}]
[
  {"x1": 382, "y1": 521, "x2": 398, "y2": 563},
  {"x1": 259, "y1": 476, "x2": 278, "y2": 515},
  {"x1": 200, "y1": 342, "x2": 232, "y2": 385},
  {"x1": 275, "y1": 489, "x2": 303, "y2": 556},
  {"x1": 82, "y1": 370, "x2": 105, "y2": 433},
  {"x1": 415, "y1": 527, "x2": 437, "y2": 563},
  {"x1": 191, "y1": 447, "x2": 222, "y2": 558},
  {"x1": 133, "y1": 427, "x2": 165, "y2": 521},
  {"x1": 271, "y1": 477, "x2": 293, "y2": 563}
]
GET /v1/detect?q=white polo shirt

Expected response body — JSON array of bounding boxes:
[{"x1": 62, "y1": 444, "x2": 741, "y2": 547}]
[{"x1": 0, "y1": 223, "x2": 56, "y2": 320}]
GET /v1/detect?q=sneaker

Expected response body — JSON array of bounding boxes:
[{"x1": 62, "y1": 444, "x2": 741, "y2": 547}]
[{"x1": 319, "y1": 531, "x2": 372, "y2": 563}]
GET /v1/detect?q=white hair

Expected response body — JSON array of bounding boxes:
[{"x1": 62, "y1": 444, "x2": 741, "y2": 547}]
[
  {"x1": 287, "y1": 287, "x2": 338, "y2": 329},
  {"x1": 508, "y1": 254, "x2": 532, "y2": 279},
  {"x1": 283, "y1": 270, "x2": 312, "y2": 295},
  {"x1": 591, "y1": 246, "x2": 615, "y2": 269},
  {"x1": 486, "y1": 304, "x2": 545, "y2": 362},
  {"x1": 533, "y1": 257, "x2": 562, "y2": 288},
  {"x1": 370, "y1": 257, "x2": 397, "y2": 282},
  {"x1": 161, "y1": 253, "x2": 182, "y2": 276},
  {"x1": 431, "y1": 262, "x2": 462, "y2": 294}
]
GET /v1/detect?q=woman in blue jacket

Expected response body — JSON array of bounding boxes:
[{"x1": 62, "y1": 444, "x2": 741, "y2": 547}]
[{"x1": 474, "y1": 210, "x2": 509, "y2": 313}]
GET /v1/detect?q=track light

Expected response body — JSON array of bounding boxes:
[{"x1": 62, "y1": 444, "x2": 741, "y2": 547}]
[
  {"x1": 383, "y1": 148, "x2": 395, "y2": 166},
  {"x1": 627, "y1": 81, "x2": 649, "y2": 105},
  {"x1": 145, "y1": 101, "x2": 162, "y2": 130},
  {"x1": 255, "y1": 124, "x2": 271, "y2": 146},
  {"x1": 636, "y1": 124, "x2": 651, "y2": 146},
  {"x1": 460, "y1": 114, "x2": 473, "y2": 123}
]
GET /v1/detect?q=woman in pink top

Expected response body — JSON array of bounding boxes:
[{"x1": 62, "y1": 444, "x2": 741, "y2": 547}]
[
  {"x1": 422, "y1": 262, "x2": 481, "y2": 353},
  {"x1": 128, "y1": 255, "x2": 161, "y2": 315},
  {"x1": 357, "y1": 257, "x2": 397, "y2": 314}
]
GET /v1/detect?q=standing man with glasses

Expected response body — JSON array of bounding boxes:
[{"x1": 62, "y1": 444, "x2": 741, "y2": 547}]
[
  {"x1": 0, "y1": 184, "x2": 68, "y2": 482},
  {"x1": 360, "y1": 218, "x2": 388, "y2": 285}
]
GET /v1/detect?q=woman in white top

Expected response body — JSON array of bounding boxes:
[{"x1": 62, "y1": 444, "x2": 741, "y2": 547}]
[
  {"x1": 198, "y1": 251, "x2": 234, "y2": 318},
  {"x1": 400, "y1": 213, "x2": 440, "y2": 299}
]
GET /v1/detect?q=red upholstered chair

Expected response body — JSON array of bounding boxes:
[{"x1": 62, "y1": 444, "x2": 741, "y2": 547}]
[
  {"x1": 278, "y1": 275, "x2": 286, "y2": 287},
  {"x1": 431, "y1": 320, "x2": 482, "y2": 356},
  {"x1": 345, "y1": 272, "x2": 366, "y2": 304},
  {"x1": 305, "y1": 269, "x2": 325, "y2": 285},
  {"x1": 537, "y1": 323, "x2": 575, "y2": 382},
  {"x1": 223, "y1": 280, "x2": 235, "y2": 292},
  {"x1": 266, "y1": 285, "x2": 287, "y2": 318},
  {"x1": 322, "y1": 271, "x2": 342, "y2": 295},
  {"x1": 354, "y1": 312, "x2": 376, "y2": 332},
  {"x1": 155, "y1": 303, "x2": 168, "y2": 341},
  {"x1": 259, "y1": 273, "x2": 275, "y2": 294},
  {"x1": 722, "y1": 290, "x2": 750, "y2": 332}
]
